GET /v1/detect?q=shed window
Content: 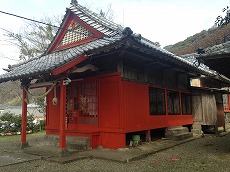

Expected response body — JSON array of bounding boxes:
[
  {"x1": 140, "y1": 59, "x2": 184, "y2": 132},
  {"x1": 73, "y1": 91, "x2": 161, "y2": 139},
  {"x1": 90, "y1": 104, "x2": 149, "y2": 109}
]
[
  {"x1": 149, "y1": 87, "x2": 166, "y2": 115},
  {"x1": 181, "y1": 93, "x2": 192, "y2": 114},
  {"x1": 167, "y1": 90, "x2": 180, "y2": 115},
  {"x1": 223, "y1": 94, "x2": 228, "y2": 106}
]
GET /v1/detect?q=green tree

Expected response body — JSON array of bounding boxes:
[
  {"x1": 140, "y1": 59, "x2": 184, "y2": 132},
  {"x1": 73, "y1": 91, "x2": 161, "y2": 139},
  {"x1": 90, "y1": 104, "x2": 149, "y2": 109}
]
[
  {"x1": 0, "y1": 112, "x2": 14, "y2": 122},
  {"x1": 35, "y1": 97, "x2": 46, "y2": 114},
  {"x1": 27, "y1": 114, "x2": 35, "y2": 131},
  {"x1": 0, "y1": 112, "x2": 35, "y2": 133}
]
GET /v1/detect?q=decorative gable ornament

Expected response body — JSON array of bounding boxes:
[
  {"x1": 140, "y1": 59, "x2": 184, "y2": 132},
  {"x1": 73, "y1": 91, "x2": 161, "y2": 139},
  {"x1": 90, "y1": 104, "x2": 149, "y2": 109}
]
[
  {"x1": 59, "y1": 20, "x2": 93, "y2": 47},
  {"x1": 48, "y1": 11, "x2": 105, "y2": 53}
]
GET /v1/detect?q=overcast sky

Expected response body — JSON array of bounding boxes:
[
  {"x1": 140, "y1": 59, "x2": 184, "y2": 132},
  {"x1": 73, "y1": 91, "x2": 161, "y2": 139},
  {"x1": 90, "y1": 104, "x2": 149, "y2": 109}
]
[{"x1": 0, "y1": 0, "x2": 229, "y2": 74}]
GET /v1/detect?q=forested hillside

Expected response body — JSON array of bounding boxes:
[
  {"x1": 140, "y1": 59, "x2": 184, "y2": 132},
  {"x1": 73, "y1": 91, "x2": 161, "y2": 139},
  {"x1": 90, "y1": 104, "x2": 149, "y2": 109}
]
[
  {"x1": 0, "y1": 81, "x2": 21, "y2": 105},
  {"x1": 164, "y1": 23, "x2": 230, "y2": 55},
  {"x1": 0, "y1": 81, "x2": 45, "y2": 106}
]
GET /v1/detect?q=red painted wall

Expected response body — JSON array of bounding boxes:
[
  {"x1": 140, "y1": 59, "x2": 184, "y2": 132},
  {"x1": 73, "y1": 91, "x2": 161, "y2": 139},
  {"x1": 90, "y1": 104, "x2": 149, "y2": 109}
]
[
  {"x1": 99, "y1": 75, "x2": 121, "y2": 129},
  {"x1": 99, "y1": 132, "x2": 126, "y2": 149},
  {"x1": 122, "y1": 81, "x2": 193, "y2": 133},
  {"x1": 122, "y1": 81, "x2": 149, "y2": 132},
  {"x1": 46, "y1": 86, "x2": 60, "y2": 131}
]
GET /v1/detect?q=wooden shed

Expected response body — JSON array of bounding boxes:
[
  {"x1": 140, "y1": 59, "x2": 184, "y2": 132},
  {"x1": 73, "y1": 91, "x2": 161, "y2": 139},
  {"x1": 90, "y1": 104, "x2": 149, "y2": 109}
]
[
  {"x1": 195, "y1": 42, "x2": 230, "y2": 132},
  {"x1": 191, "y1": 86, "x2": 227, "y2": 133},
  {"x1": 0, "y1": 2, "x2": 214, "y2": 151}
]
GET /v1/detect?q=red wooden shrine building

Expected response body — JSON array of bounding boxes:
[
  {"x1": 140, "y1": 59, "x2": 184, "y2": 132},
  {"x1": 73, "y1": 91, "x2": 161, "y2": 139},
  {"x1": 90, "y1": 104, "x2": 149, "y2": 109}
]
[{"x1": 0, "y1": 2, "x2": 215, "y2": 150}]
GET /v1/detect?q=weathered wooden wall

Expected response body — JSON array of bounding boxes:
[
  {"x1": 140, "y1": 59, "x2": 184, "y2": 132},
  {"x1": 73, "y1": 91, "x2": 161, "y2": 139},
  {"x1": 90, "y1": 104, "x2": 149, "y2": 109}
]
[{"x1": 192, "y1": 89, "x2": 217, "y2": 125}]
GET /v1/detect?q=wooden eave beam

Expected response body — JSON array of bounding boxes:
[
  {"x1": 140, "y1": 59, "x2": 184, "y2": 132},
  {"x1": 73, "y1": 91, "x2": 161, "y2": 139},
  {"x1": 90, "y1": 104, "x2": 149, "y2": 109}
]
[
  {"x1": 51, "y1": 54, "x2": 87, "y2": 76},
  {"x1": 29, "y1": 81, "x2": 54, "y2": 89}
]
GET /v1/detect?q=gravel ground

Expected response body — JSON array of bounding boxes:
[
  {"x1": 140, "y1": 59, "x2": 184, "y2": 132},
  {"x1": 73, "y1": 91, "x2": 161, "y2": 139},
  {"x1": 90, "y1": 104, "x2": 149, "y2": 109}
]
[{"x1": 1, "y1": 133, "x2": 230, "y2": 172}]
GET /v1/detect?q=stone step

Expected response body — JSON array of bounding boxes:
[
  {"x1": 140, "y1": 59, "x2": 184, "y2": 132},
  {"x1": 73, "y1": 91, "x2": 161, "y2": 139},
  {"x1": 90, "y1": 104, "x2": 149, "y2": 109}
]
[
  {"x1": 165, "y1": 126, "x2": 189, "y2": 138},
  {"x1": 171, "y1": 132, "x2": 193, "y2": 141},
  {"x1": 165, "y1": 126, "x2": 193, "y2": 141}
]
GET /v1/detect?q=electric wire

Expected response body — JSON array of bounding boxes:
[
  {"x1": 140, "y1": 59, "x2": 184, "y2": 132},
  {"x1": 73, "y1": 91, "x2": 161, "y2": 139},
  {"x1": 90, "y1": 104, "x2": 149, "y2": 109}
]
[
  {"x1": 0, "y1": 10, "x2": 60, "y2": 29},
  {"x1": 0, "y1": 10, "x2": 94, "y2": 37},
  {"x1": 0, "y1": 55, "x2": 19, "y2": 61}
]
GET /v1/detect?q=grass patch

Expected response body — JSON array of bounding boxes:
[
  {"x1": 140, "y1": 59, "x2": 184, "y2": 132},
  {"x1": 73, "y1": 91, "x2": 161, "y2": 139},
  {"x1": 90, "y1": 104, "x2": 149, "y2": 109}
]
[{"x1": 0, "y1": 131, "x2": 46, "y2": 142}]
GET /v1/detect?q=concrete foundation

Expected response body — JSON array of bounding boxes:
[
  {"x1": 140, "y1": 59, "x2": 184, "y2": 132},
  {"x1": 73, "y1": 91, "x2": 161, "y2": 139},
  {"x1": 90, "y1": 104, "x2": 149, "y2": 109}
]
[
  {"x1": 46, "y1": 135, "x2": 90, "y2": 151},
  {"x1": 192, "y1": 123, "x2": 202, "y2": 135}
]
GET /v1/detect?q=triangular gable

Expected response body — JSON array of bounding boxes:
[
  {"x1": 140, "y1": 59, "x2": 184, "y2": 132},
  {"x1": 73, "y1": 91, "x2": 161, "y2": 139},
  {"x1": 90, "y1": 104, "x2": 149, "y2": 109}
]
[{"x1": 48, "y1": 11, "x2": 104, "y2": 53}]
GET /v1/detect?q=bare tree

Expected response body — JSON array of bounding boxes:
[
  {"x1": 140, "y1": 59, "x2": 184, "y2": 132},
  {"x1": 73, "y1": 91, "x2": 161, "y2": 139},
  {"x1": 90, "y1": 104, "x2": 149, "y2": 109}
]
[
  {"x1": 215, "y1": 5, "x2": 230, "y2": 27},
  {"x1": 98, "y1": 3, "x2": 115, "y2": 21},
  {"x1": 3, "y1": 16, "x2": 61, "y2": 61}
]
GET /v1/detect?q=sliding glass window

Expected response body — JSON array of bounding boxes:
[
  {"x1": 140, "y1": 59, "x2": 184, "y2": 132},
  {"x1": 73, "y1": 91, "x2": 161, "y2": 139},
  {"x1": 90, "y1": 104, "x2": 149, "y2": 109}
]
[
  {"x1": 167, "y1": 90, "x2": 180, "y2": 115},
  {"x1": 149, "y1": 87, "x2": 166, "y2": 115}
]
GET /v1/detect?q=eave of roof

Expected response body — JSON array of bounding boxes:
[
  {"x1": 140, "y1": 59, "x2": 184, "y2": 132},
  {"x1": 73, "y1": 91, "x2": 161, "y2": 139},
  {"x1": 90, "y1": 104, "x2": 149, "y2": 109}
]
[
  {"x1": 199, "y1": 41, "x2": 230, "y2": 59},
  {"x1": 197, "y1": 41, "x2": 230, "y2": 78},
  {"x1": 133, "y1": 36, "x2": 214, "y2": 77},
  {"x1": 0, "y1": 36, "x2": 121, "y2": 82}
]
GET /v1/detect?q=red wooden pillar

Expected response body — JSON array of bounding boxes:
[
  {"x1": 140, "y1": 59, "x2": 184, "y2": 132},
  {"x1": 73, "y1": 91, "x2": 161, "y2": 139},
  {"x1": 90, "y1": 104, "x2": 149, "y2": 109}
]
[
  {"x1": 59, "y1": 79, "x2": 67, "y2": 149},
  {"x1": 179, "y1": 92, "x2": 182, "y2": 115},
  {"x1": 228, "y1": 94, "x2": 230, "y2": 108},
  {"x1": 21, "y1": 86, "x2": 29, "y2": 149},
  {"x1": 146, "y1": 130, "x2": 151, "y2": 142}
]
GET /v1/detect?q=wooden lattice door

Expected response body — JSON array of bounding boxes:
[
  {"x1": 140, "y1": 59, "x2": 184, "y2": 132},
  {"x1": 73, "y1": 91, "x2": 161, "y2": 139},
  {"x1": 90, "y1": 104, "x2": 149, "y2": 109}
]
[{"x1": 66, "y1": 79, "x2": 98, "y2": 127}]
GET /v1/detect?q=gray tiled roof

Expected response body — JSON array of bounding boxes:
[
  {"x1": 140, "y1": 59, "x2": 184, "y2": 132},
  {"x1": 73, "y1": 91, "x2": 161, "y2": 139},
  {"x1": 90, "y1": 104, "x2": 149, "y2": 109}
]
[
  {"x1": 137, "y1": 37, "x2": 214, "y2": 76},
  {"x1": 0, "y1": 36, "x2": 120, "y2": 82},
  {"x1": 197, "y1": 41, "x2": 230, "y2": 79},
  {"x1": 0, "y1": 2, "x2": 215, "y2": 83},
  {"x1": 202, "y1": 41, "x2": 230, "y2": 57},
  {"x1": 68, "y1": 3, "x2": 123, "y2": 37},
  {"x1": 181, "y1": 53, "x2": 216, "y2": 75}
]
